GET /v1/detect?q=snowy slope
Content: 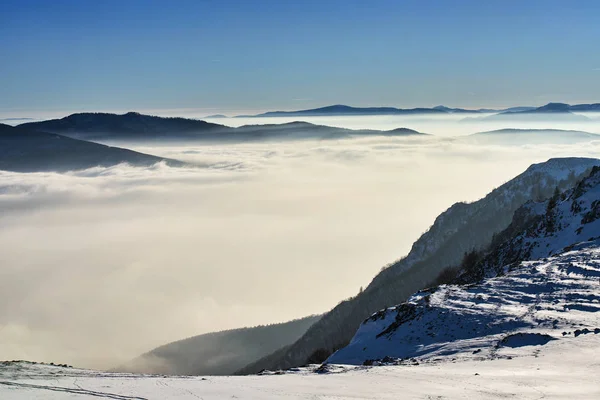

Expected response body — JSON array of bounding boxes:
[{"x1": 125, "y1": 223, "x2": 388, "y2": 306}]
[
  {"x1": 328, "y1": 244, "x2": 600, "y2": 365},
  {"x1": 327, "y1": 167, "x2": 600, "y2": 366},
  {"x1": 2, "y1": 335, "x2": 599, "y2": 399},
  {"x1": 371, "y1": 157, "x2": 600, "y2": 286},
  {"x1": 479, "y1": 165, "x2": 600, "y2": 277},
  {"x1": 2, "y1": 163, "x2": 600, "y2": 399},
  {"x1": 239, "y1": 158, "x2": 600, "y2": 374}
]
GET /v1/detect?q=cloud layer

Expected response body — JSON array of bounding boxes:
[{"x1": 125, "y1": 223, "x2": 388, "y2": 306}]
[{"x1": 1, "y1": 133, "x2": 600, "y2": 369}]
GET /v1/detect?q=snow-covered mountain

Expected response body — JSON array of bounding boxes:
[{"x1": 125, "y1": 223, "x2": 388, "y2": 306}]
[
  {"x1": 475, "y1": 165, "x2": 600, "y2": 278},
  {"x1": 327, "y1": 166, "x2": 600, "y2": 365},
  {"x1": 238, "y1": 157, "x2": 600, "y2": 374},
  {"x1": 328, "y1": 243, "x2": 600, "y2": 365},
  {"x1": 371, "y1": 158, "x2": 599, "y2": 286}
]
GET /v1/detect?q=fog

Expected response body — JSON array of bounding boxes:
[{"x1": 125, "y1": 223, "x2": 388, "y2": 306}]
[{"x1": 1, "y1": 127, "x2": 600, "y2": 369}]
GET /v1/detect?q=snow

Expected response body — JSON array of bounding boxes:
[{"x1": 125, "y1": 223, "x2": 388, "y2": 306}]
[
  {"x1": 1, "y1": 334, "x2": 599, "y2": 399},
  {"x1": 2, "y1": 160, "x2": 599, "y2": 399},
  {"x1": 328, "y1": 166, "x2": 600, "y2": 368},
  {"x1": 384, "y1": 157, "x2": 600, "y2": 277},
  {"x1": 327, "y1": 244, "x2": 600, "y2": 366},
  {"x1": 524, "y1": 157, "x2": 600, "y2": 182}
]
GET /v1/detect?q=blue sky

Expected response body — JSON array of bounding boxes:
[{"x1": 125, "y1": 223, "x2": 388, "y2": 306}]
[{"x1": 1, "y1": 0, "x2": 600, "y2": 116}]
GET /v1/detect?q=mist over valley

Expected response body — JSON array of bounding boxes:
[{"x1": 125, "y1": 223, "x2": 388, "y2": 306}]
[{"x1": 2, "y1": 113, "x2": 600, "y2": 370}]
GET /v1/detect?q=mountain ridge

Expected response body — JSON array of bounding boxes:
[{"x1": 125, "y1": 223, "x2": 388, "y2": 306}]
[
  {"x1": 237, "y1": 157, "x2": 600, "y2": 374},
  {"x1": 0, "y1": 123, "x2": 186, "y2": 172},
  {"x1": 327, "y1": 166, "x2": 600, "y2": 365},
  {"x1": 461, "y1": 102, "x2": 600, "y2": 123},
  {"x1": 233, "y1": 102, "x2": 600, "y2": 118},
  {"x1": 235, "y1": 104, "x2": 540, "y2": 118},
  {"x1": 117, "y1": 315, "x2": 321, "y2": 376},
  {"x1": 18, "y1": 112, "x2": 426, "y2": 142}
]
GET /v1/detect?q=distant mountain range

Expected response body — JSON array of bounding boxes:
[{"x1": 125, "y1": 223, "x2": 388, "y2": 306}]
[
  {"x1": 230, "y1": 102, "x2": 599, "y2": 118},
  {"x1": 8, "y1": 111, "x2": 600, "y2": 173},
  {"x1": 462, "y1": 102, "x2": 600, "y2": 123},
  {"x1": 237, "y1": 105, "x2": 448, "y2": 117},
  {"x1": 19, "y1": 112, "x2": 224, "y2": 140},
  {"x1": 0, "y1": 123, "x2": 185, "y2": 172},
  {"x1": 234, "y1": 104, "x2": 536, "y2": 118},
  {"x1": 227, "y1": 103, "x2": 600, "y2": 118},
  {"x1": 504, "y1": 102, "x2": 600, "y2": 114},
  {"x1": 19, "y1": 112, "x2": 425, "y2": 142}
]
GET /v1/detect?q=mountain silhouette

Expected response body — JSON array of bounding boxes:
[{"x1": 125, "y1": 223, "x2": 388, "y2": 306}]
[{"x1": 0, "y1": 123, "x2": 186, "y2": 172}]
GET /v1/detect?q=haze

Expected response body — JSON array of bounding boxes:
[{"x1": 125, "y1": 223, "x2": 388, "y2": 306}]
[{"x1": 2, "y1": 123, "x2": 600, "y2": 369}]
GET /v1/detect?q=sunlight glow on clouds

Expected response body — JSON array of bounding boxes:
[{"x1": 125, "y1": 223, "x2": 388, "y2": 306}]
[{"x1": 1, "y1": 135, "x2": 600, "y2": 368}]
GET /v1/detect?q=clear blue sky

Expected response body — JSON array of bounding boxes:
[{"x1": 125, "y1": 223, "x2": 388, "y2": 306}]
[{"x1": 1, "y1": 0, "x2": 600, "y2": 115}]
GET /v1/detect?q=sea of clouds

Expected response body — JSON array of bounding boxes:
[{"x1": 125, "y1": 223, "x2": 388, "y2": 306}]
[{"x1": 1, "y1": 122, "x2": 600, "y2": 369}]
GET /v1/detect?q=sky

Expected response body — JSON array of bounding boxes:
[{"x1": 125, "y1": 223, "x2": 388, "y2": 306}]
[{"x1": 1, "y1": 0, "x2": 600, "y2": 116}]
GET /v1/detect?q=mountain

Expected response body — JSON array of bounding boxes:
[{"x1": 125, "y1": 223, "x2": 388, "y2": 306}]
[
  {"x1": 516, "y1": 102, "x2": 572, "y2": 113},
  {"x1": 231, "y1": 121, "x2": 423, "y2": 140},
  {"x1": 506, "y1": 102, "x2": 600, "y2": 114},
  {"x1": 238, "y1": 105, "x2": 549, "y2": 118},
  {"x1": 432, "y1": 105, "x2": 470, "y2": 113},
  {"x1": 463, "y1": 128, "x2": 600, "y2": 145},
  {"x1": 328, "y1": 243, "x2": 600, "y2": 365},
  {"x1": 471, "y1": 165, "x2": 600, "y2": 278},
  {"x1": 432, "y1": 105, "x2": 535, "y2": 114},
  {"x1": 499, "y1": 102, "x2": 600, "y2": 115},
  {"x1": 19, "y1": 113, "x2": 425, "y2": 142},
  {"x1": 238, "y1": 105, "x2": 447, "y2": 117},
  {"x1": 237, "y1": 157, "x2": 600, "y2": 374},
  {"x1": 19, "y1": 112, "x2": 225, "y2": 141},
  {"x1": 570, "y1": 103, "x2": 600, "y2": 112},
  {"x1": 462, "y1": 102, "x2": 599, "y2": 123},
  {"x1": 117, "y1": 315, "x2": 320, "y2": 376},
  {"x1": 236, "y1": 104, "x2": 541, "y2": 118},
  {"x1": 327, "y1": 166, "x2": 600, "y2": 365},
  {"x1": 0, "y1": 123, "x2": 185, "y2": 172},
  {"x1": 491, "y1": 106, "x2": 537, "y2": 113}
]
